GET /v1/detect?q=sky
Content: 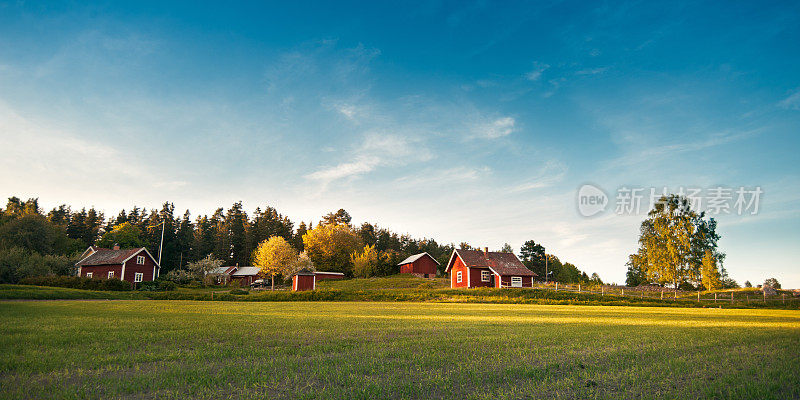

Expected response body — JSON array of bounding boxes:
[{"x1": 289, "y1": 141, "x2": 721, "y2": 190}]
[{"x1": 1, "y1": 1, "x2": 799, "y2": 287}]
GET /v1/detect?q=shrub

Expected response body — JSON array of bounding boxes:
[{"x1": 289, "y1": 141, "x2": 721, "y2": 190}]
[
  {"x1": 230, "y1": 288, "x2": 249, "y2": 295},
  {"x1": 136, "y1": 280, "x2": 177, "y2": 292},
  {"x1": 19, "y1": 275, "x2": 131, "y2": 291}
]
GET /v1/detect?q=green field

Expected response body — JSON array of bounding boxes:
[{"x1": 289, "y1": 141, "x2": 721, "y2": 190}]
[{"x1": 1, "y1": 301, "x2": 798, "y2": 399}]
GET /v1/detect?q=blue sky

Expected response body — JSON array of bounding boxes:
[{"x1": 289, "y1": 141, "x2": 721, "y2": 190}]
[{"x1": 1, "y1": 1, "x2": 799, "y2": 286}]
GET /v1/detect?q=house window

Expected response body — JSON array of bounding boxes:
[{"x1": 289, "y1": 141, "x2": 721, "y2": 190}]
[
  {"x1": 136, "y1": 256, "x2": 145, "y2": 265},
  {"x1": 134, "y1": 272, "x2": 143, "y2": 283},
  {"x1": 86, "y1": 272, "x2": 93, "y2": 278},
  {"x1": 481, "y1": 270, "x2": 490, "y2": 282},
  {"x1": 511, "y1": 276, "x2": 523, "y2": 287},
  {"x1": 108, "y1": 271, "x2": 114, "y2": 279},
  {"x1": 456, "y1": 271, "x2": 463, "y2": 283}
]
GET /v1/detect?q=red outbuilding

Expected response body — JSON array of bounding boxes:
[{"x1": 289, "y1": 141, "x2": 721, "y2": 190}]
[
  {"x1": 314, "y1": 271, "x2": 345, "y2": 281},
  {"x1": 445, "y1": 248, "x2": 536, "y2": 289},
  {"x1": 76, "y1": 245, "x2": 160, "y2": 283},
  {"x1": 293, "y1": 268, "x2": 316, "y2": 291},
  {"x1": 397, "y1": 252, "x2": 440, "y2": 278},
  {"x1": 230, "y1": 267, "x2": 261, "y2": 286}
]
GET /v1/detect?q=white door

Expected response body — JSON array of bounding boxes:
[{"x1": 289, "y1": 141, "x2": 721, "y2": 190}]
[{"x1": 511, "y1": 276, "x2": 522, "y2": 287}]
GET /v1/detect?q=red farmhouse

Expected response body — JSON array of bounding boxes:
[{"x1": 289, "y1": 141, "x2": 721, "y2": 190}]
[
  {"x1": 446, "y1": 248, "x2": 536, "y2": 288},
  {"x1": 292, "y1": 269, "x2": 316, "y2": 291},
  {"x1": 76, "y1": 246, "x2": 160, "y2": 283},
  {"x1": 397, "y1": 252, "x2": 440, "y2": 278}
]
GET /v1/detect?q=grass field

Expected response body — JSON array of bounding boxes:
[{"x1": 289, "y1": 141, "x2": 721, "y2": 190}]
[{"x1": 1, "y1": 301, "x2": 798, "y2": 399}]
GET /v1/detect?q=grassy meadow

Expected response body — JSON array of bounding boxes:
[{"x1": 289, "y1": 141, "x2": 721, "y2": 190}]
[{"x1": 1, "y1": 300, "x2": 798, "y2": 399}]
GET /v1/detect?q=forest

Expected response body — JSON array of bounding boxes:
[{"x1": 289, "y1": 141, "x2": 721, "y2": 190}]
[{"x1": 0, "y1": 196, "x2": 600, "y2": 285}]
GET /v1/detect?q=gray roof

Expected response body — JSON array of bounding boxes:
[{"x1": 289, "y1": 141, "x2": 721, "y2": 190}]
[
  {"x1": 397, "y1": 252, "x2": 440, "y2": 266},
  {"x1": 231, "y1": 266, "x2": 261, "y2": 276}
]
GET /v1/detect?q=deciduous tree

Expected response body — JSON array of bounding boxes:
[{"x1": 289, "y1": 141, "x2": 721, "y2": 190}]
[{"x1": 252, "y1": 236, "x2": 298, "y2": 290}]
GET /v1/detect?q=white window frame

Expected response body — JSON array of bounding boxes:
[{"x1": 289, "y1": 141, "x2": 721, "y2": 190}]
[
  {"x1": 108, "y1": 271, "x2": 114, "y2": 279},
  {"x1": 86, "y1": 272, "x2": 93, "y2": 278},
  {"x1": 456, "y1": 271, "x2": 463, "y2": 283},
  {"x1": 134, "y1": 272, "x2": 143, "y2": 283},
  {"x1": 511, "y1": 276, "x2": 523, "y2": 287},
  {"x1": 136, "y1": 255, "x2": 145, "y2": 265},
  {"x1": 481, "y1": 270, "x2": 490, "y2": 282}
]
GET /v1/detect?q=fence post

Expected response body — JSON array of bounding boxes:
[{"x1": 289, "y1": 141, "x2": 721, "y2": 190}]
[
  {"x1": 555, "y1": 282, "x2": 558, "y2": 292},
  {"x1": 602, "y1": 287, "x2": 604, "y2": 296},
  {"x1": 674, "y1": 290, "x2": 677, "y2": 300},
  {"x1": 746, "y1": 295, "x2": 749, "y2": 304},
  {"x1": 621, "y1": 288, "x2": 624, "y2": 296},
  {"x1": 578, "y1": 284, "x2": 581, "y2": 292},
  {"x1": 661, "y1": 290, "x2": 664, "y2": 300},
  {"x1": 697, "y1": 291, "x2": 699, "y2": 301},
  {"x1": 764, "y1": 290, "x2": 767, "y2": 303},
  {"x1": 714, "y1": 292, "x2": 717, "y2": 303},
  {"x1": 731, "y1": 291, "x2": 734, "y2": 303}
]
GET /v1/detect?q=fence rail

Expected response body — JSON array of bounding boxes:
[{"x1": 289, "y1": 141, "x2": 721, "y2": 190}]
[{"x1": 520, "y1": 282, "x2": 799, "y2": 305}]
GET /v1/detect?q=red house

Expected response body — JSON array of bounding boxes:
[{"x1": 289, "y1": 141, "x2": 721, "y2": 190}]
[
  {"x1": 76, "y1": 245, "x2": 160, "y2": 283},
  {"x1": 397, "y1": 252, "x2": 440, "y2": 278},
  {"x1": 230, "y1": 267, "x2": 261, "y2": 286},
  {"x1": 292, "y1": 268, "x2": 316, "y2": 291},
  {"x1": 445, "y1": 248, "x2": 536, "y2": 288}
]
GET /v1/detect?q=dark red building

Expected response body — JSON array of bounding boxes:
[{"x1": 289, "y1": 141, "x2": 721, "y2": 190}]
[
  {"x1": 76, "y1": 246, "x2": 160, "y2": 283},
  {"x1": 397, "y1": 252, "x2": 440, "y2": 278},
  {"x1": 314, "y1": 271, "x2": 345, "y2": 281},
  {"x1": 445, "y1": 248, "x2": 536, "y2": 288},
  {"x1": 293, "y1": 269, "x2": 316, "y2": 291}
]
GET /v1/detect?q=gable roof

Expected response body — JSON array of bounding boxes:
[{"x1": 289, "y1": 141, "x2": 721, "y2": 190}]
[
  {"x1": 209, "y1": 266, "x2": 238, "y2": 275},
  {"x1": 76, "y1": 247, "x2": 153, "y2": 267},
  {"x1": 397, "y1": 252, "x2": 441, "y2": 266},
  {"x1": 231, "y1": 266, "x2": 261, "y2": 276},
  {"x1": 446, "y1": 249, "x2": 536, "y2": 277}
]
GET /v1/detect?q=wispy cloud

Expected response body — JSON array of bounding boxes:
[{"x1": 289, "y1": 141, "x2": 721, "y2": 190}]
[
  {"x1": 508, "y1": 160, "x2": 568, "y2": 193},
  {"x1": 778, "y1": 88, "x2": 800, "y2": 110},
  {"x1": 576, "y1": 66, "x2": 610, "y2": 75},
  {"x1": 472, "y1": 116, "x2": 516, "y2": 139},
  {"x1": 525, "y1": 61, "x2": 549, "y2": 81},
  {"x1": 305, "y1": 133, "x2": 431, "y2": 185}
]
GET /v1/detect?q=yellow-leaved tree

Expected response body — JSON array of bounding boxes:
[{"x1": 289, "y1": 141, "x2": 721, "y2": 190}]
[
  {"x1": 252, "y1": 236, "x2": 298, "y2": 290},
  {"x1": 351, "y1": 244, "x2": 381, "y2": 278},
  {"x1": 302, "y1": 223, "x2": 362, "y2": 275},
  {"x1": 700, "y1": 249, "x2": 721, "y2": 291}
]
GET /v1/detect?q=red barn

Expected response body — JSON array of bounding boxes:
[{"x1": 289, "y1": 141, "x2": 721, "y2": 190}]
[
  {"x1": 397, "y1": 252, "x2": 440, "y2": 278},
  {"x1": 314, "y1": 271, "x2": 344, "y2": 281},
  {"x1": 445, "y1": 248, "x2": 536, "y2": 288},
  {"x1": 76, "y1": 246, "x2": 160, "y2": 283},
  {"x1": 293, "y1": 268, "x2": 316, "y2": 291}
]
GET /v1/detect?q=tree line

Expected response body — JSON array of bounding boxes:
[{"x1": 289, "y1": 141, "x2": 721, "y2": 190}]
[{"x1": 0, "y1": 196, "x2": 601, "y2": 285}]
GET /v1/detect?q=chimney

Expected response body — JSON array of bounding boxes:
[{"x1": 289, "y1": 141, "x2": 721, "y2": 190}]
[
  {"x1": 113, "y1": 243, "x2": 120, "y2": 250},
  {"x1": 484, "y1": 247, "x2": 489, "y2": 256}
]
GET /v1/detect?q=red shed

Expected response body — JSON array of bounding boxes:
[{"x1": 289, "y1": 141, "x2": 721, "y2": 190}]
[
  {"x1": 445, "y1": 248, "x2": 536, "y2": 289},
  {"x1": 76, "y1": 246, "x2": 160, "y2": 283},
  {"x1": 314, "y1": 271, "x2": 344, "y2": 281},
  {"x1": 397, "y1": 252, "x2": 440, "y2": 278},
  {"x1": 293, "y1": 268, "x2": 316, "y2": 291}
]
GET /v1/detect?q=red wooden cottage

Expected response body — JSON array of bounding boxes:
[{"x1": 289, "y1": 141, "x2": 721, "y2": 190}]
[
  {"x1": 397, "y1": 252, "x2": 440, "y2": 278},
  {"x1": 292, "y1": 268, "x2": 316, "y2": 291},
  {"x1": 445, "y1": 248, "x2": 536, "y2": 288},
  {"x1": 76, "y1": 245, "x2": 160, "y2": 283},
  {"x1": 230, "y1": 267, "x2": 261, "y2": 286}
]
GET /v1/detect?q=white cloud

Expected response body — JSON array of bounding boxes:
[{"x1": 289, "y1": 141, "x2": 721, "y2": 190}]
[
  {"x1": 525, "y1": 62, "x2": 549, "y2": 81},
  {"x1": 778, "y1": 89, "x2": 800, "y2": 110},
  {"x1": 474, "y1": 116, "x2": 516, "y2": 139},
  {"x1": 305, "y1": 133, "x2": 431, "y2": 185},
  {"x1": 508, "y1": 160, "x2": 568, "y2": 193},
  {"x1": 576, "y1": 66, "x2": 610, "y2": 75}
]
